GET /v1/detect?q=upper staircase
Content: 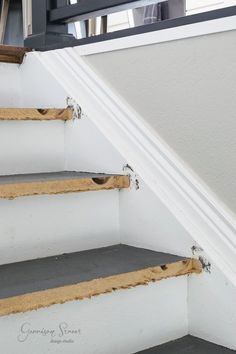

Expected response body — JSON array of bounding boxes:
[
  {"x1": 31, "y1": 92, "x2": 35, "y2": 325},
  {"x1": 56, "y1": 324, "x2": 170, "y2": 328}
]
[{"x1": 0, "y1": 45, "x2": 234, "y2": 354}]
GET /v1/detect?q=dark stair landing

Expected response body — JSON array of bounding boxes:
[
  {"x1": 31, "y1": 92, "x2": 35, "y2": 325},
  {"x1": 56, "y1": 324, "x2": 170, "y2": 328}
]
[{"x1": 135, "y1": 335, "x2": 235, "y2": 354}]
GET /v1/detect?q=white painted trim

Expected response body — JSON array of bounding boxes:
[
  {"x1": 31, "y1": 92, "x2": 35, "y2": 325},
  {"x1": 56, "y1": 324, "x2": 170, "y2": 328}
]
[
  {"x1": 76, "y1": 15, "x2": 236, "y2": 56},
  {"x1": 35, "y1": 45, "x2": 236, "y2": 287}
]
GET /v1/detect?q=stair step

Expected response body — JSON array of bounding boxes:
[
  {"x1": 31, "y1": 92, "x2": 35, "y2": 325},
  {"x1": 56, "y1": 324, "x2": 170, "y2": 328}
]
[
  {"x1": 0, "y1": 171, "x2": 129, "y2": 199},
  {"x1": 135, "y1": 335, "x2": 235, "y2": 353},
  {"x1": 0, "y1": 245, "x2": 202, "y2": 316},
  {"x1": 0, "y1": 45, "x2": 31, "y2": 64},
  {"x1": 0, "y1": 107, "x2": 73, "y2": 120}
]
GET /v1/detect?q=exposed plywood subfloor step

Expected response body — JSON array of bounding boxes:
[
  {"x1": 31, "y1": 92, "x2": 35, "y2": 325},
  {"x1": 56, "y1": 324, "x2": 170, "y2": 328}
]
[
  {"x1": 0, "y1": 45, "x2": 31, "y2": 64},
  {"x1": 135, "y1": 335, "x2": 235, "y2": 354},
  {"x1": 0, "y1": 171, "x2": 130, "y2": 199},
  {"x1": 0, "y1": 107, "x2": 73, "y2": 120},
  {"x1": 0, "y1": 245, "x2": 202, "y2": 316}
]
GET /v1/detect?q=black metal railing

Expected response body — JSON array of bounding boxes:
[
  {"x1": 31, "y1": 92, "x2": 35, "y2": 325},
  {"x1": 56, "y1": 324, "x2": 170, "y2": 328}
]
[
  {"x1": 49, "y1": 0, "x2": 153, "y2": 22},
  {"x1": 24, "y1": 1, "x2": 236, "y2": 51}
]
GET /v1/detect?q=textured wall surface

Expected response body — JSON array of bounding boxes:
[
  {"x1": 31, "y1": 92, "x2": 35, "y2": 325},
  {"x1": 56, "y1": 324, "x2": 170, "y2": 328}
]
[{"x1": 86, "y1": 30, "x2": 236, "y2": 215}]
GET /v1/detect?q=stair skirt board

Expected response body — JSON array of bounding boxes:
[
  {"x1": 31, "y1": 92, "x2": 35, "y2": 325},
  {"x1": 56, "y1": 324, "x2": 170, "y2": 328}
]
[
  {"x1": 0, "y1": 171, "x2": 130, "y2": 199},
  {"x1": 135, "y1": 335, "x2": 235, "y2": 353},
  {"x1": 0, "y1": 45, "x2": 31, "y2": 64},
  {"x1": 0, "y1": 245, "x2": 202, "y2": 316},
  {"x1": 0, "y1": 107, "x2": 73, "y2": 120}
]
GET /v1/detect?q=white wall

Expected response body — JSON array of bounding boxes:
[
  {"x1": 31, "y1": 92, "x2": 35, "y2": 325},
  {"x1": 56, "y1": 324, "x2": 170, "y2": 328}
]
[
  {"x1": 0, "y1": 277, "x2": 188, "y2": 354},
  {"x1": 65, "y1": 117, "x2": 125, "y2": 174},
  {"x1": 188, "y1": 260, "x2": 236, "y2": 350},
  {"x1": 85, "y1": 30, "x2": 236, "y2": 216},
  {"x1": 19, "y1": 54, "x2": 68, "y2": 108},
  {"x1": 120, "y1": 178, "x2": 194, "y2": 257}
]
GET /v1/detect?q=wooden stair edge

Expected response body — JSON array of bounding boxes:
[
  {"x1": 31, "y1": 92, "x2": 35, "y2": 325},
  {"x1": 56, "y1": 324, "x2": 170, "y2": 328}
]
[
  {"x1": 0, "y1": 172, "x2": 130, "y2": 199},
  {"x1": 0, "y1": 107, "x2": 74, "y2": 121},
  {"x1": 0, "y1": 45, "x2": 31, "y2": 64},
  {"x1": 0, "y1": 257, "x2": 202, "y2": 316}
]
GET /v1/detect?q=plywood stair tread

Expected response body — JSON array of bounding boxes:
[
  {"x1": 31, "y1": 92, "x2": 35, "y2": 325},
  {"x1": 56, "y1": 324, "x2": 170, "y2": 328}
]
[
  {"x1": 0, "y1": 107, "x2": 73, "y2": 120},
  {"x1": 0, "y1": 245, "x2": 202, "y2": 316},
  {"x1": 0, "y1": 45, "x2": 31, "y2": 64},
  {"x1": 0, "y1": 171, "x2": 130, "y2": 199},
  {"x1": 135, "y1": 335, "x2": 235, "y2": 353}
]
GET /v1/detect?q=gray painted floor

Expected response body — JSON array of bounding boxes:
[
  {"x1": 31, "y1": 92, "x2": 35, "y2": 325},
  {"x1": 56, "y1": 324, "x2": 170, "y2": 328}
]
[
  {"x1": 0, "y1": 245, "x2": 183, "y2": 299},
  {"x1": 135, "y1": 335, "x2": 235, "y2": 353},
  {"x1": 0, "y1": 171, "x2": 117, "y2": 184}
]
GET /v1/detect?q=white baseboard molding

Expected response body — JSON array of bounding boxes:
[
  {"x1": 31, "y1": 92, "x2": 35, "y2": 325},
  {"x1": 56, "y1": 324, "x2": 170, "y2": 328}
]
[{"x1": 35, "y1": 47, "x2": 236, "y2": 287}]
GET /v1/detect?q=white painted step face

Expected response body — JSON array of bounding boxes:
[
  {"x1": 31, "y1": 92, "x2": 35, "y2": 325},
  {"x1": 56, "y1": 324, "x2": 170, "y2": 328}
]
[
  {"x1": 0, "y1": 276, "x2": 188, "y2": 354},
  {"x1": 0, "y1": 121, "x2": 64, "y2": 175},
  {"x1": 0, "y1": 190, "x2": 120, "y2": 264}
]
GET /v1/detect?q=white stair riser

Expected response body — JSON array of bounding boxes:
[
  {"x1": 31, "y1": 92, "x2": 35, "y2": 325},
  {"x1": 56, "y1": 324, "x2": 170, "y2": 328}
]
[
  {"x1": 0, "y1": 190, "x2": 119, "y2": 264},
  {"x1": 0, "y1": 64, "x2": 21, "y2": 107},
  {"x1": 0, "y1": 277, "x2": 188, "y2": 354},
  {"x1": 0, "y1": 121, "x2": 64, "y2": 175}
]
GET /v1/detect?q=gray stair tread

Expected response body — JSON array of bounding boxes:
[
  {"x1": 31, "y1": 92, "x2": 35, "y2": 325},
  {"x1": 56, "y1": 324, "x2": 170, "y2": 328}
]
[
  {"x1": 0, "y1": 171, "x2": 116, "y2": 185},
  {"x1": 135, "y1": 335, "x2": 235, "y2": 353},
  {"x1": 0, "y1": 245, "x2": 184, "y2": 299}
]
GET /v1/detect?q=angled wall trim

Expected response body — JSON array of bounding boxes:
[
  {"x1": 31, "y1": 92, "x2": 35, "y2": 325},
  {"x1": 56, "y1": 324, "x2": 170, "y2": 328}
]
[{"x1": 35, "y1": 47, "x2": 236, "y2": 287}]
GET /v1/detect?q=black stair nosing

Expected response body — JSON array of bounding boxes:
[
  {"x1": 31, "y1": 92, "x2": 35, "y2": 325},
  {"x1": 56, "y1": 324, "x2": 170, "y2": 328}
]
[
  {"x1": 0, "y1": 171, "x2": 121, "y2": 185},
  {"x1": 0, "y1": 244, "x2": 185, "y2": 299},
  {"x1": 135, "y1": 335, "x2": 235, "y2": 354}
]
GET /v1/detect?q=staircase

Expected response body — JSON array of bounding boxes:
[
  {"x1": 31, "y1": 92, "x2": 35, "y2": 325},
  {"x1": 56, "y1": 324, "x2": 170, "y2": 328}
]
[{"x1": 0, "y1": 47, "x2": 234, "y2": 354}]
